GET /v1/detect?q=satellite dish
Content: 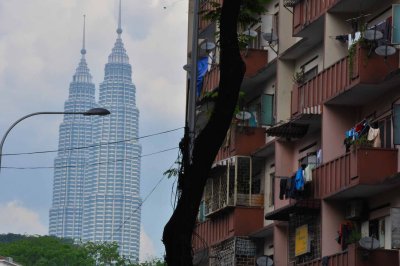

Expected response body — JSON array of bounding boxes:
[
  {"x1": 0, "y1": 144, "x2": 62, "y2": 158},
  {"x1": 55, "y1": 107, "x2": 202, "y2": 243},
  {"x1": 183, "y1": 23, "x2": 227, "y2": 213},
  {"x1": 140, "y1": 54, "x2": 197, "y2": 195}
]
[
  {"x1": 182, "y1": 64, "x2": 191, "y2": 72},
  {"x1": 243, "y1": 29, "x2": 258, "y2": 37},
  {"x1": 375, "y1": 45, "x2": 396, "y2": 57},
  {"x1": 256, "y1": 256, "x2": 273, "y2": 266},
  {"x1": 363, "y1": 29, "x2": 383, "y2": 41},
  {"x1": 200, "y1": 41, "x2": 216, "y2": 51},
  {"x1": 359, "y1": 236, "x2": 380, "y2": 250},
  {"x1": 262, "y1": 32, "x2": 278, "y2": 43},
  {"x1": 235, "y1": 111, "x2": 251, "y2": 120}
]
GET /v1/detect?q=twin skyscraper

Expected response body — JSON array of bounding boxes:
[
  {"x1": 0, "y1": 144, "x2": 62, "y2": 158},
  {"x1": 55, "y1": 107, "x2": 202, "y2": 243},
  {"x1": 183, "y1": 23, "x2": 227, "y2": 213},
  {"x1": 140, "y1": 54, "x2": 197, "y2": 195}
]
[{"x1": 49, "y1": 1, "x2": 141, "y2": 261}]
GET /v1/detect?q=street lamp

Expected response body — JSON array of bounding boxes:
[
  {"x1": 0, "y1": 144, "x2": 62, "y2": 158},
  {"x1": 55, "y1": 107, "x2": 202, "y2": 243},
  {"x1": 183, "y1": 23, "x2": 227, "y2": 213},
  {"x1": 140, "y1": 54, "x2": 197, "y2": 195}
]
[{"x1": 0, "y1": 107, "x2": 110, "y2": 174}]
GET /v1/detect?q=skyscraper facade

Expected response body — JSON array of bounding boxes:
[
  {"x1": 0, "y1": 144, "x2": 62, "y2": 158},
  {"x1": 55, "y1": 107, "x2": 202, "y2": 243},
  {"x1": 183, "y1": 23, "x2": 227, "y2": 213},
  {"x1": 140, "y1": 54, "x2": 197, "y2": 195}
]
[
  {"x1": 82, "y1": 6, "x2": 142, "y2": 260},
  {"x1": 49, "y1": 16, "x2": 97, "y2": 239},
  {"x1": 50, "y1": 2, "x2": 141, "y2": 261}
]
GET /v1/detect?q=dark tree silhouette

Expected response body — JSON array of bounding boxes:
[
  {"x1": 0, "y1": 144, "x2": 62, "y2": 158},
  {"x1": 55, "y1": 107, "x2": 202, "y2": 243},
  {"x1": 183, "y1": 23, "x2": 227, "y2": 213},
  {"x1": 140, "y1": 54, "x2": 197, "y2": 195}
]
[{"x1": 162, "y1": 0, "x2": 245, "y2": 265}]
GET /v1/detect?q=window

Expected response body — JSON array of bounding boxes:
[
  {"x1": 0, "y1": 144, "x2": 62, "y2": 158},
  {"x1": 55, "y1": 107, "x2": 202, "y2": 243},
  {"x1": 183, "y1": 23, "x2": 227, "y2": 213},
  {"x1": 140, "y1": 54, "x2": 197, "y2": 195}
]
[
  {"x1": 261, "y1": 94, "x2": 275, "y2": 126},
  {"x1": 369, "y1": 217, "x2": 386, "y2": 248},
  {"x1": 269, "y1": 173, "x2": 275, "y2": 207},
  {"x1": 376, "y1": 115, "x2": 392, "y2": 148},
  {"x1": 249, "y1": 26, "x2": 262, "y2": 49},
  {"x1": 303, "y1": 66, "x2": 318, "y2": 82},
  {"x1": 393, "y1": 105, "x2": 400, "y2": 145}
]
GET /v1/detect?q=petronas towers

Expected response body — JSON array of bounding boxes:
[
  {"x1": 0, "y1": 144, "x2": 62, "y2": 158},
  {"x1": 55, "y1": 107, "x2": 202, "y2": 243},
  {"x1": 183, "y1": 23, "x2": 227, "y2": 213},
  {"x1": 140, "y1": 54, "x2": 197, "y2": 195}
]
[{"x1": 49, "y1": 2, "x2": 141, "y2": 261}]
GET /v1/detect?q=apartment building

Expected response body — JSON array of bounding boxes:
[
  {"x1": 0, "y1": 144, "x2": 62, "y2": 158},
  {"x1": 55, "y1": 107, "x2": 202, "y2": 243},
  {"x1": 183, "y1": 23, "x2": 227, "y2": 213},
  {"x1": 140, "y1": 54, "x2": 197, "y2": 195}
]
[{"x1": 188, "y1": 0, "x2": 400, "y2": 265}]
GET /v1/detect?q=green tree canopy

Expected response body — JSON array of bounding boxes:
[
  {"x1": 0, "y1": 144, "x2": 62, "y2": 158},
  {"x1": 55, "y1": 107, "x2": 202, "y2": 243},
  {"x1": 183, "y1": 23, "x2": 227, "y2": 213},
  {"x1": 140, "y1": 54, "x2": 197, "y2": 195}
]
[
  {"x1": 0, "y1": 234, "x2": 165, "y2": 266},
  {"x1": 0, "y1": 235, "x2": 93, "y2": 266}
]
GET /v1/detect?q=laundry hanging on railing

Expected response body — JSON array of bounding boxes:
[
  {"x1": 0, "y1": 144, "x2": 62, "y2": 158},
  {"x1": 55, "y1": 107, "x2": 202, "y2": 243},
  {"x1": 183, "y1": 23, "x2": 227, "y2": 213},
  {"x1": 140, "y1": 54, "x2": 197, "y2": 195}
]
[
  {"x1": 367, "y1": 127, "x2": 381, "y2": 148},
  {"x1": 343, "y1": 119, "x2": 381, "y2": 152}
]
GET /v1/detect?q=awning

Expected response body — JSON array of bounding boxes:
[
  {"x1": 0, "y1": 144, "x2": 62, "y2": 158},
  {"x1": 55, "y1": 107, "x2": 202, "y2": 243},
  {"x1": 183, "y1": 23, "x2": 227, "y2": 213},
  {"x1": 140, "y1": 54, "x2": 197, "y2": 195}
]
[
  {"x1": 266, "y1": 114, "x2": 321, "y2": 139},
  {"x1": 265, "y1": 199, "x2": 320, "y2": 221}
]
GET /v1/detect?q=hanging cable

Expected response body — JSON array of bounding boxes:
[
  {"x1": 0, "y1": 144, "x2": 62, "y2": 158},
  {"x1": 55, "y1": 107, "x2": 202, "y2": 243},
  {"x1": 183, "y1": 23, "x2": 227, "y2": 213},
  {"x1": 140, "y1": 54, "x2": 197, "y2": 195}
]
[
  {"x1": 2, "y1": 127, "x2": 183, "y2": 157},
  {"x1": 1, "y1": 147, "x2": 178, "y2": 170},
  {"x1": 106, "y1": 156, "x2": 178, "y2": 240}
]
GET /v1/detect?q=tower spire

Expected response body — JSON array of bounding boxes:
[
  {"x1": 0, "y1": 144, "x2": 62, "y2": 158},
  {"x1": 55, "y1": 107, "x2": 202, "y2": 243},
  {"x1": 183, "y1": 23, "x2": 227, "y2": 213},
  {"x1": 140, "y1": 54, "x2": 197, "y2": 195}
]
[
  {"x1": 81, "y1": 15, "x2": 87, "y2": 56},
  {"x1": 117, "y1": 0, "x2": 122, "y2": 36}
]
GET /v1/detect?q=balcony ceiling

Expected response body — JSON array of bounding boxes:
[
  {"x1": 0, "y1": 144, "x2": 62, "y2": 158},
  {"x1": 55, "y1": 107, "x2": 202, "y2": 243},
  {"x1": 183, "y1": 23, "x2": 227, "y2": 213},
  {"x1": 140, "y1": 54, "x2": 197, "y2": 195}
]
[
  {"x1": 252, "y1": 139, "x2": 275, "y2": 158},
  {"x1": 266, "y1": 114, "x2": 321, "y2": 139},
  {"x1": 280, "y1": 39, "x2": 323, "y2": 61},
  {"x1": 326, "y1": 174, "x2": 400, "y2": 200},
  {"x1": 330, "y1": 0, "x2": 393, "y2": 13},
  {"x1": 241, "y1": 58, "x2": 277, "y2": 100},
  {"x1": 250, "y1": 223, "x2": 274, "y2": 238},
  {"x1": 265, "y1": 199, "x2": 320, "y2": 221}
]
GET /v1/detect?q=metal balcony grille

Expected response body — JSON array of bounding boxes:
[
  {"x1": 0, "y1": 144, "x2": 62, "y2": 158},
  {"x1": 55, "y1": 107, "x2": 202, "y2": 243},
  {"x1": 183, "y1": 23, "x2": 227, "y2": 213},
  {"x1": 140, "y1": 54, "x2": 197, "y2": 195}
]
[{"x1": 203, "y1": 156, "x2": 264, "y2": 216}]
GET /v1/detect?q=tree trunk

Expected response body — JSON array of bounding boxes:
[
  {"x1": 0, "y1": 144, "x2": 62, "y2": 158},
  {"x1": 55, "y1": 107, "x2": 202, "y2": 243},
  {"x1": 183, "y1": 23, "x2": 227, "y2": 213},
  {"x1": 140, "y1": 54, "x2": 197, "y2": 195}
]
[{"x1": 162, "y1": 0, "x2": 245, "y2": 265}]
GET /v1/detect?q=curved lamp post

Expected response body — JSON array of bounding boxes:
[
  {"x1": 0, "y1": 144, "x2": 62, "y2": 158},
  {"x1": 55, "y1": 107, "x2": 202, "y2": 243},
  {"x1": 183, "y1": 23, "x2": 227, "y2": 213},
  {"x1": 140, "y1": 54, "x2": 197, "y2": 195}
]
[{"x1": 0, "y1": 107, "x2": 110, "y2": 174}]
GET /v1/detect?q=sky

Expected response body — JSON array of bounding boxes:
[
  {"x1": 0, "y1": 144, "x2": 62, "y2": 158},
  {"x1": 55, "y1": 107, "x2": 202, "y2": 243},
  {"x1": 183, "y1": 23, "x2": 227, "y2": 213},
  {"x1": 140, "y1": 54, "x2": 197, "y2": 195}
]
[{"x1": 0, "y1": 0, "x2": 188, "y2": 261}]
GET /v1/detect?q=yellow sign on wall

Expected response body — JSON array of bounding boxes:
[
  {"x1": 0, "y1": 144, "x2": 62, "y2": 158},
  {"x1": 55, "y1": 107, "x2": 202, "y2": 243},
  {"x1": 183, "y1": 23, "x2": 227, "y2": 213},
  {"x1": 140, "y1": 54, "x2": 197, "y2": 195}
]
[{"x1": 295, "y1": 224, "x2": 309, "y2": 256}]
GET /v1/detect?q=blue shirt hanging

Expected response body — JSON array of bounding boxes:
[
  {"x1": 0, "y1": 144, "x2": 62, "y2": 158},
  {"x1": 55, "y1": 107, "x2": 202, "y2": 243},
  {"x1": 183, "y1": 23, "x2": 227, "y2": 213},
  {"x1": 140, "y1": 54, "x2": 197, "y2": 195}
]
[
  {"x1": 295, "y1": 167, "x2": 304, "y2": 191},
  {"x1": 197, "y1": 57, "x2": 209, "y2": 97}
]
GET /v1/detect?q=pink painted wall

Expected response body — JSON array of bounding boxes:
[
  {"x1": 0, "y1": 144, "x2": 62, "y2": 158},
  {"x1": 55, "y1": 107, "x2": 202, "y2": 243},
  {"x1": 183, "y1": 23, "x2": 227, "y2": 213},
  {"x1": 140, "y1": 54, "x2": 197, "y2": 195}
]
[
  {"x1": 321, "y1": 200, "x2": 344, "y2": 257},
  {"x1": 274, "y1": 141, "x2": 294, "y2": 210},
  {"x1": 290, "y1": 131, "x2": 321, "y2": 168},
  {"x1": 322, "y1": 105, "x2": 359, "y2": 162},
  {"x1": 273, "y1": 224, "x2": 289, "y2": 266}
]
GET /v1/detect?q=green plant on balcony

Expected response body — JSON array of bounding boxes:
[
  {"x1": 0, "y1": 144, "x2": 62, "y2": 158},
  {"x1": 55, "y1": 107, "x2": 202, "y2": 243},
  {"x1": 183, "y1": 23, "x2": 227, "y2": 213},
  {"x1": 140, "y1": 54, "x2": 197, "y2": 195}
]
[
  {"x1": 346, "y1": 228, "x2": 361, "y2": 245},
  {"x1": 352, "y1": 135, "x2": 373, "y2": 149},
  {"x1": 292, "y1": 68, "x2": 305, "y2": 85},
  {"x1": 348, "y1": 34, "x2": 375, "y2": 78}
]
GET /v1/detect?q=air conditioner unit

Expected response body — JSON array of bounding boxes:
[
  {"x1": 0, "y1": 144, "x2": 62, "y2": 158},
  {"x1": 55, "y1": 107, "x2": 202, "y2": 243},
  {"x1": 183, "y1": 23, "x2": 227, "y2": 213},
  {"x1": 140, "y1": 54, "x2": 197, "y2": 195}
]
[{"x1": 345, "y1": 200, "x2": 364, "y2": 220}]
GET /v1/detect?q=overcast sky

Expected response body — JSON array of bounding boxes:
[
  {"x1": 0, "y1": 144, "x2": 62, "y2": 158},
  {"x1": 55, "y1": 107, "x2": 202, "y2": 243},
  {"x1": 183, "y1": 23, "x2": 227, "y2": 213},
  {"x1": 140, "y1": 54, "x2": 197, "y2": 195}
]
[{"x1": 0, "y1": 0, "x2": 188, "y2": 261}]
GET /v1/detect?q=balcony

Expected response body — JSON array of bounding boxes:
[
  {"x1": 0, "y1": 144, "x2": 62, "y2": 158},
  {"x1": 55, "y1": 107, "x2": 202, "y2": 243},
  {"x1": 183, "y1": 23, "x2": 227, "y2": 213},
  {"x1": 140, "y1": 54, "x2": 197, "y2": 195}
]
[
  {"x1": 199, "y1": 0, "x2": 223, "y2": 32},
  {"x1": 313, "y1": 147, "x2": 398, "y2": 199},
  {"x1": 204, "y1": 156, "x2": 264, "y2": 217},
  {"x1": 192, "y1": 207, "x2": 263, "y2": 252},
  {"x1": 297, "y1": 244, "x2": 400, "y2": 266},
  {"x1": 292, "y1": 0, "x2": 336, "y2": 37},
  {"x1": 200, "y1": 49, "x2": 269, "y2": 96},
  {"x1": 291, "y1": 45, "x2": 399, "y2": 117},
  {"x1": 215, "y1": 126, "x2": 266, "y2": 162}
]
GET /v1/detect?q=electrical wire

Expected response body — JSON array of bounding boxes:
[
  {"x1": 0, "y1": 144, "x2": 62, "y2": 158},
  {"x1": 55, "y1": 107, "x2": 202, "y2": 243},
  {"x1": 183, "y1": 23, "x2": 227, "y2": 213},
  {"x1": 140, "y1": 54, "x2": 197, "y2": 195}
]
[
  {"x1": 106, "y1": 156, "x2": 178, "y2": 241},
  {"x1": 2, "y1": 127, "x2": 183, "y2": 157},
  {"x1": 1, "y1": 147, "x2": 178, "y2": 170}
]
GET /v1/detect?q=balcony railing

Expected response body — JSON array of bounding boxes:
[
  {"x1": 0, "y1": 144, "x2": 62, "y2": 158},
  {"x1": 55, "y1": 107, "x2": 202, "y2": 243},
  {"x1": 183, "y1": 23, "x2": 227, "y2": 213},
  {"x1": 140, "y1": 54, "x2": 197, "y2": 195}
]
[
  {"x1": 202, "y1": 65, "x2": 220, "y2": 94},
  {"x1": 297, "y1": 244, "x2": 400, "y2": 266},
  {"x1": 199, "y1": 0, "x2": 223, "y2": 32},
  {"x1": 297, "y1": 250, "x2": 349, "y2": 266},
  {"x1": 201, "y1": 49, "x2": 268, "y2": 96},
  {"x1": 292, "y1": 0, "x2": 337, "y2": 35},
  {"x1": 291, "y1": 45, "x2": 399, "y2": 116},
  {"x1": 204, "y1": 156, "x2": 264, "y2": 217},
  {"x1": 192, "y1": 207, "x2": 263, "y2": 252},
  {"x1": 313, "y1": 147, "x2": 398, "y2": 199}
]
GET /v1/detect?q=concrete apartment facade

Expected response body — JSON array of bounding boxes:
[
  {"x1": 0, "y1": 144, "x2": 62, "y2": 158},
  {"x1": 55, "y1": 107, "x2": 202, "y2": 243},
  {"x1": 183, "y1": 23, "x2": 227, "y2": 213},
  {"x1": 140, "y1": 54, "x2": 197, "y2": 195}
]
[{"x1": 188, "y1": 0, "x2": 400, "y2": 265}]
